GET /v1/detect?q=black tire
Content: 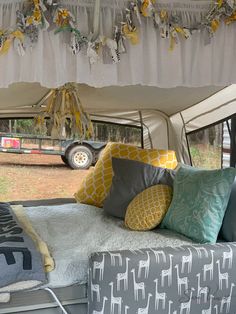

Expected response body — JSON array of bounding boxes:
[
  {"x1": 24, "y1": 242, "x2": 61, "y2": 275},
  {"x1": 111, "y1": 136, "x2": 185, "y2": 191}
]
[
  {"x1": 97, "y1": 147, "x2": 105, "y2": 161},
  {"x1": 92, "y1": 147, "x2": 105, "y2": 166},
  {"x1": 61, "y1": 155, "x2": 70, "y2": 167},
  {"x1": 66, "y1": 145, "x2": 93, "y2": 169}
]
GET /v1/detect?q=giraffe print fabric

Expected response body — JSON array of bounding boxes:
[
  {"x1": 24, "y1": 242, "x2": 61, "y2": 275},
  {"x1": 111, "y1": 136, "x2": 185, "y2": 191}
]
[{"x1": 88, "y1": 242, "x2": 236, "y2": 314}]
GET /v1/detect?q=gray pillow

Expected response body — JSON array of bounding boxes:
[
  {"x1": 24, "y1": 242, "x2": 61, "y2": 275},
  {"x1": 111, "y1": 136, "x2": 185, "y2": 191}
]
[
  {"x1": 220, "y1": 179, "x2": 236, "y2": 242},
  {"x1": 103, "y1": 157, "x2": 176, "y2": 219}
]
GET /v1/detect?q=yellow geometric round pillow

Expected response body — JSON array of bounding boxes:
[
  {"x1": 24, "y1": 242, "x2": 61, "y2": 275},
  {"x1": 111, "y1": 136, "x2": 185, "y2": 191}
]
[{"x1": 125, "y1": 184, "x2": 173, "y2": 231}]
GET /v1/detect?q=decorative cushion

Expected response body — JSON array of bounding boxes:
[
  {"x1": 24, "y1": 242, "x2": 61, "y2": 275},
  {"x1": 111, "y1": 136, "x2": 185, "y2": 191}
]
[
  {"x1": 11, "y1": 205, "x2": 54, "y2": 273},
  {"x1": 220, "y1": 179, "x2": 236, "y2": 242},
  {"x1": 161, "y1": 165, "x2": 236, "y2": 243},
  {"x1": 74, "y1": 142, "x2": 177, "y2": 207},
  {"x1": 125, "y1": 185, "x2": 173, "y2": 231},
  {"x1": 104, "y1": 157, "x2": 176, "y2": 219}
]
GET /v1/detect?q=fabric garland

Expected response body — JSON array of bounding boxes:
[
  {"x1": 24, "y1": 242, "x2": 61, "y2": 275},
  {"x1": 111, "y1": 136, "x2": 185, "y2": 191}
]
[
  {"x1": 34, "y1": 83, "x2": 94, "y2": 140},
  {"x1": 0, "y1": 0, "x2": 236, "y2": 64}
]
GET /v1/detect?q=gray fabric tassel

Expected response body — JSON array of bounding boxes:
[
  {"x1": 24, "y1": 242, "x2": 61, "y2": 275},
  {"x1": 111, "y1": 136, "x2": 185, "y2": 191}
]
[
  {"x1": 70, "y1": 33, "x2": 81, "y2": 55},
  {"x1": 114, "y1": 26, "x2": 126, "y2": 55},
  {"x1": 14, "y1": 38, "x2": 26, "y2": 56}
]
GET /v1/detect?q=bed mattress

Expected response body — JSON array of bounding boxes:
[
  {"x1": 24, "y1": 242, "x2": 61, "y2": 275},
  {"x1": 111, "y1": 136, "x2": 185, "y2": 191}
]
[
  {"x1": 0, "y1": 202, "x2": 194, "y2": 313},
  {"x1": 23, "y1": 203, "x2": 193, "y2": 288}
]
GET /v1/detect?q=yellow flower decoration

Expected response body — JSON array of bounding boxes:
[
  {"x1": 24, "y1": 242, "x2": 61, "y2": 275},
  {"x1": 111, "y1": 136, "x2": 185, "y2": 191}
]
[
  {"x1": 0, "y1": 38, "x2": 11, "y2": 54},
  {"x1": 140, "y1": 0, "x2": 155, "y2": 17},
  {"x1": 12, "y1": 30, "x2": 24, "y2": 41},
  {"x1": 26, "y1": 16, "x2": 34, "y2": 26},
  {"x1": 225, "y1": 11, "x2": 236, "y2": 25},
  {"x1": 160, "y1": 10, "x2": 168, "y2": 20},
  {"x1": 60, "y1": 9, "x2": 69, "y2": 19},
  {"x1": 141, "y1": 0, "x2": 150, "y2": 17},
  {"x1": 0, "y1": 29, "x2": 24, "y2": 55},
  {"x1": 33, "y1": 0, "x2": 40, "y2": 6},
  {"x1": 211, "y1": 19, "x2": 220, "y2": 32},
  {"x1": 55, "y1": 9, "x2": 70, "y2": 26},
  {"x1": 33, "y1": 8, "x2": 42, "y2": 23},
  {"x1": 122, "y1": 24, "x2": 139, "y2": 45}
]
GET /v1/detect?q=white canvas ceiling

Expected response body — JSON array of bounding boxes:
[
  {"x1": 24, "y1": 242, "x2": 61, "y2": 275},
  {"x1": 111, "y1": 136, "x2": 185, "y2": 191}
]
[
  {"x1": 0, "y1": 83, "x2": 224, "y2": 117},
  {"x1": 76, "y1": 85, "x2": 224, "y2": 116},
  {"x1": 0, "y1": 82, "x2": 235, "y2": 165},
  {"x1": 0, "y1": 83, "x2": 48, "y2": 109}
]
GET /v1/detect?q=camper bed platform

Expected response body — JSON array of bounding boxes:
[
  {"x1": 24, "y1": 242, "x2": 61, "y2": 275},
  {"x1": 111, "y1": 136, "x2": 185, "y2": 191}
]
[{"x1": 0, "y1": 284, "x2": 88, "y2": 314}]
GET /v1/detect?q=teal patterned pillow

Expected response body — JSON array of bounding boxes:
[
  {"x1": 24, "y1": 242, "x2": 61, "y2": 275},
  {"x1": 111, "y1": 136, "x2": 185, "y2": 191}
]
[{"x1": 161, "y1": 165, "x2": 236, "y2": 243}]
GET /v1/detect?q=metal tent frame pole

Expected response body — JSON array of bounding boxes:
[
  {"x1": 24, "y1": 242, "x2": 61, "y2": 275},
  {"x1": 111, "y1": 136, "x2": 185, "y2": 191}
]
[{"x1": 230, "y1": 115, "x2": 236, "y2": 168}]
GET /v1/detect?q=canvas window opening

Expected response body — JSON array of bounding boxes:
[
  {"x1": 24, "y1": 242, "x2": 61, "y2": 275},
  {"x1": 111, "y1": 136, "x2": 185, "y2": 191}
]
[{"x1": 186, "y1": 114, "x2": 236, "y2": 169}]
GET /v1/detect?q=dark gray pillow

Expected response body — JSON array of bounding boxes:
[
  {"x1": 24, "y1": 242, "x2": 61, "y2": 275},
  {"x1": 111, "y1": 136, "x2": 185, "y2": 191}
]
[
  {"x1": 220, "y1": 179, "x2": 236, "y2": 242},
  {"x1": 103, "y1": 157, "x2": 176, "y2": 219}
]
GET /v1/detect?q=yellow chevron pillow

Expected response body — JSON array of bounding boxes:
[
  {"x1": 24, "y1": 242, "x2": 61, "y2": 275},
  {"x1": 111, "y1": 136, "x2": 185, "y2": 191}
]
[
  {"x1": 74, "y1": 142, "x2": 177, "y2": 207},
  {"x1": 125, "y1": 185, "x2": 173, "y2": 231}
]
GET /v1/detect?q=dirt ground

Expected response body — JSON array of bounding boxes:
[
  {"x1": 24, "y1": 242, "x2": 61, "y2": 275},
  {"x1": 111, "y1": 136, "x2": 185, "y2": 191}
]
[{"x1": 0, "y1": 153, "x2": 90, "y2": 202}]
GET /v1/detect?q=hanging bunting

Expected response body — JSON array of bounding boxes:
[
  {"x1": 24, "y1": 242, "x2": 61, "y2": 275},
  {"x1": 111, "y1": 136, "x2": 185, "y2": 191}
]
[
  {"x1": 114, "y1": 25, "x2": 126, "y2": 56},
  {"x1": 121, "y1": 23, "x2": 139, "y2": 45},
  {"x1": 35, "y1": 83, "x2": 94, "y2": 140},
  {"x1": 87, "y1": 41, "x2": 100, "y2": 65},
  {"x1": 131, "y1": 2, "x2": 142, "y2": 25},
  {"x1": 0, "y1": 29, "x2": 25, "y2": 55},
  {"x1": 140, "y1": 0, "x2": 155, "y2": 17},
  {"x1": 1, "y1": 0, "x2": 236, "y2": 62}
]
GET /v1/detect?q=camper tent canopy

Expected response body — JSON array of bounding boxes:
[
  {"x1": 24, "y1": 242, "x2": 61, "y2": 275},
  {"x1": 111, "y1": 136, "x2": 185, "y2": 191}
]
[
  {"x1": 0, "y1": 0, "x2": 236, "y2": 163},
  {"x1": 0, "y1": 83, "x2": 235, "y2": 164}
]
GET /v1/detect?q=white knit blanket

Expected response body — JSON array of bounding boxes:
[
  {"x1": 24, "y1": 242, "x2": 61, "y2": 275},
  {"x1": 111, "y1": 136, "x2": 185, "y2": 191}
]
[{"x1": 24, "y1": 203, "x2": 193, "y2": 288}]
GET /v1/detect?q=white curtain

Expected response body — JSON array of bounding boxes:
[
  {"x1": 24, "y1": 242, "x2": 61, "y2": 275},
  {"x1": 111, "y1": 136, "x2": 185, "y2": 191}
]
[{"x1": 0, "y1": 0, "x2": 236, "y2": 88}]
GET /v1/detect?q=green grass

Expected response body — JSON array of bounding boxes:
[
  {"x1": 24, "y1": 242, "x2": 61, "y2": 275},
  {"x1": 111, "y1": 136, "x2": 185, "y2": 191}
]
[{"x1": 190, "y1": 144, "x2": 221, "y2": 169}]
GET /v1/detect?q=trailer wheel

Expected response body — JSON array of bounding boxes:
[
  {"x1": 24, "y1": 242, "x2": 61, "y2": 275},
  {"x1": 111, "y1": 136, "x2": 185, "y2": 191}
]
[
  {"x1": 67, "y1": 145, "x2": 93, "y2": 169},
  {"x1": 97, "y1": 147, "x2": 105, "y2": 161},
  {"x1": 61, "y1": 155, "x2": 70, "y2": 167}
]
